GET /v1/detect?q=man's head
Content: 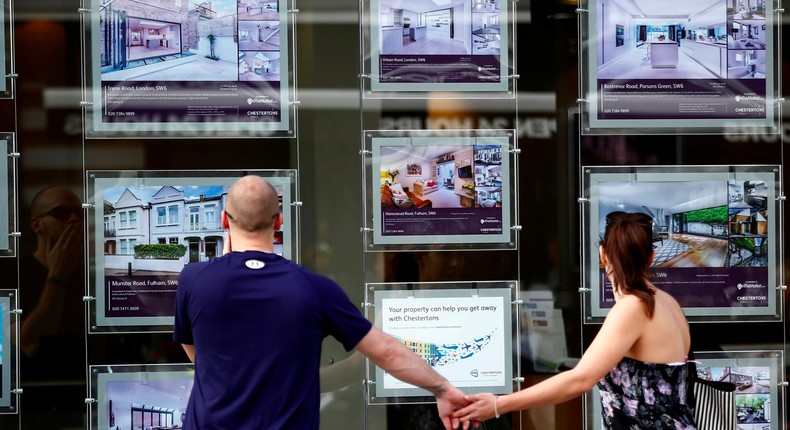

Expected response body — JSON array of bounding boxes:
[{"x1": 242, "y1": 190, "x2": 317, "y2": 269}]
[
  {"x1": 30, "y1": 186, "x2": 82, "y2": 242},
  {"x1": 223, "y1": 176, "x2": 281, "y2": 233}
]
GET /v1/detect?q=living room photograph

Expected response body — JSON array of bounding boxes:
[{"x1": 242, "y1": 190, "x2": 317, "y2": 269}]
[
  {"x1": 378, "y1": 0, "x2": 473, "y2": 55},
  {"x1": 380, "y1": 144, "x2": 494, "y2": 210},
  {"x1": 238, "y1": 0, "x2": 279, "y2": 20},
  {"x1": 238, "y1": 51, "x2": 281, "y2": 81},
  {"x1": 598, "y1": 180, "x2": 733, "y2": 268}
]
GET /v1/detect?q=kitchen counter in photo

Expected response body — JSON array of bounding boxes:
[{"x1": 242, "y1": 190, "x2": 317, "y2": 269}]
[
  {"x1": 682, "y1": 39, "x2": 727, "y2": 78},
  {"x1": 649, "y1": 41, "x2": 678, "y2": 68},
  {"x1": 380, "y1": 27, "x2": 403, "y2": 54}
]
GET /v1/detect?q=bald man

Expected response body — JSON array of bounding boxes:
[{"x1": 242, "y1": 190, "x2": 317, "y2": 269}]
[{"x1": 173, "y1": 176, "x2": 468, "y2": 430}]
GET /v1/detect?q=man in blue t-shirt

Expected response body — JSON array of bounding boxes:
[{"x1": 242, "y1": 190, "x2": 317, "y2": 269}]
[{"x1": 173, "y1": 176, "x2": 469, "y2": 430}]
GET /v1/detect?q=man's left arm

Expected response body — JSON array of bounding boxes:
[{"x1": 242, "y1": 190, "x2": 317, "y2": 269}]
[{"x1": 355, "y1": 327, "x2": 467, "y2": 430}]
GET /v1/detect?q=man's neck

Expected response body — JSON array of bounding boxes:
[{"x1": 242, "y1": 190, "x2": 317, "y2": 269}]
[{"x1": 228, "y1": 234, "x2": 275, "y2": 254}]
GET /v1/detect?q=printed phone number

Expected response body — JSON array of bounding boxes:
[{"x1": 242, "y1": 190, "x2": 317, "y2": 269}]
[
  {"x1": 111, "y1": 306, "x2": 140, "y2": 311},
  {"x1": 603, "y1": 109, "x2": 629, "y2": 113},
  {"x1": 106, "y1": 111, "x2": 136, "y2": 116}
]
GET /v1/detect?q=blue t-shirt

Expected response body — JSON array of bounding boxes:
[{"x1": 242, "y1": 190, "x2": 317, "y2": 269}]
[{"x1": 173, "y1": 251, "x2": 372, "y2": 429}]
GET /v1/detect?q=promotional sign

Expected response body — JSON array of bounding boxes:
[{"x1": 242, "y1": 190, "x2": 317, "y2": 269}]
[
  {"x1": 92, "y1": 365, "x2": 194, "y2": 430},
  {"x1": 368, "y1": 0, "x2": 510, "y2": 93},
  {"x1": 89, "y1": 171, "x2": 295, "y2": 330},
  {"x1": 584, "y1": 166, "x2": 780, "y2": 321},
  {"x1": 370, "y1": 284, "x2": 514, "y2": 400},
  {"x1": 369, "y1": 133, "x2": 513, "y2": 249},
  {"x1": 584, "y1": 0, "x2": 776, "y2": 132},
  {"x1": 87, "y1": 0, "x2": 292, "y2": 136}
]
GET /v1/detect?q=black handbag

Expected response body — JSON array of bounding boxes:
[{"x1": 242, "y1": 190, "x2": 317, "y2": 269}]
[{"x1": 687, "y1": 354, "x2": 738, "y2": 430}]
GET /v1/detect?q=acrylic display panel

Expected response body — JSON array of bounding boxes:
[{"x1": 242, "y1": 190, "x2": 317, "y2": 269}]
[
  {"x1": 578, "y1": 0, "x2": 779, "y2": 134},
  {"x1": 0, "y1": 134, "x2": 16, "y2": 257},
  {"x1": 89, "y1": 364, "x2": 194, "y2": 430},
  {"x1": 0, "y1": 0, "x2": 11, "y2": 98},
  {"x1": 81, "y1": 0, "x2": 296, "y2": 138},
  {"x1": 365, "y1": 281, "x2": 517, "y2": 404},
  {"x1": 87, "y1": 169, "x2": 298, "y2": 332},
  {"x1": 361, "y1": 0, "x2": 515, "y2": 98},
  {"x1": 0, "y1": 292, "x2": 17, "y2": 412},
  {"x1": 585, "y1": 350, "x2": 784, "y2": 430},
  {"x1": 581, "y1": 165, "x2": 782, "y2": 323},
  {"x1": 365, "y1": 130, "x2": 517, "y2": 251}
]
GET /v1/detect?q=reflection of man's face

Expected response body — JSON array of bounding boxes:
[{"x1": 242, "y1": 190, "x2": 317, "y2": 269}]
[{"x1": 31, "y1": 187, "x2": 82, "y2": 242}]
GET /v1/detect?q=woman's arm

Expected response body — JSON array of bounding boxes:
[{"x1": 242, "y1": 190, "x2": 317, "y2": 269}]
[{"x1": 454, "y1": 296, "x2": 649, "y2": 422}]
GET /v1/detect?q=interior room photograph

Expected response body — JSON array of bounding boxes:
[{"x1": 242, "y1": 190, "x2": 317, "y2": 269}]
[
  {"x1": 378, "y1": 0, "x2": 501, "y2": 55},
  {"x1": 595, "y1": 0, "x2": 766, "y2": 80},
  {"x1": 237, "y1": 0, "x2": 279, "y2": 20},
  {"x1": 596, "y1": 179, "x2": 766, "y2": 269},
  {"x1": 239, "y1": 21, "x2": 281, "y2": 51},
  {"x1": 379, "y1": 144, "x2": 503, "y2": 210},
  {"x1": 238, "y1": 51, "x2": 281, "y2": 81}
]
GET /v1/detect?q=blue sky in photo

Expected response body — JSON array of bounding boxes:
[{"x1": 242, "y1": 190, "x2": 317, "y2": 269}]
[{"x1": 103, "y1": 185, "x2": 226, "y2": 205}]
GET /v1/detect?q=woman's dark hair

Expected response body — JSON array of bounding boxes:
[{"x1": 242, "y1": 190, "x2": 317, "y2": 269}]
[{"x1": 601, "y1": 211, "x2": 656, "y2": 317}]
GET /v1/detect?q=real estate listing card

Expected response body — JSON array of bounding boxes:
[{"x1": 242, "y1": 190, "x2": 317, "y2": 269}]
[
  {"x1": 588, "y1": 351, "x2": 782, "y2": 430},
  {"x1": 368, "y1": 283, "x2": 515, "y2": 401},
  {"x1": 368, "y1": 0, "x2": 510, "y2": 93},
  {"x1": 584, "y1": 0, "x2": 776, "y2": 132},
  {"x1": 88, "y1": 170, "x2": 296, "y2": 331},
  {"x1": 584, "y1": 166, "x2": 780, "y2": 321},
  {"x1": 0, "y1": 293, "x2": 13, "y2": 410},
  {"x1": 369, "y1": 132, "x2": 514, "y2": 249},
  {"x1": 0, "y1": 137, "x2": 9, "y2": 254},
  {"x1": 87, "y1": 0, "x2": 292, "y2": 136},
  {"x1": 92, "y1": 365, "x2": 194, "y2": 430}
]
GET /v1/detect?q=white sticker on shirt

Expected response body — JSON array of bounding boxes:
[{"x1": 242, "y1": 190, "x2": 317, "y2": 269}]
[{"x1": 245, "y1": 259, "x2": 266, "y2": 270}]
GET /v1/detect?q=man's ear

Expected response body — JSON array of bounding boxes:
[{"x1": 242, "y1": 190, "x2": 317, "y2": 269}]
[
  {"x1": 221, "y1": 210, "x2": 229, "y2": 229},
  {"x1": 273, "y1": 212, "x2": 283, "y2": 231},
  {"x1": 31, "y1": 216, "x2": 43, "y2": 235}
]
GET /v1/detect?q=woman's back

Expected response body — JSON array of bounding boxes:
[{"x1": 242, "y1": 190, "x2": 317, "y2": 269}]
[{"x1": 627, "y1": 288, "x2": 691, "y2": 364}]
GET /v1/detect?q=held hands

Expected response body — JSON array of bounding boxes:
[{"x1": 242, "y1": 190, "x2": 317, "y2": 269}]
[
  {"x1": 435, "y1": 383, "x2": 472, "y2": 430},
  {"x1": 452, "y1": 393, "x2": 499, "y2": 428}
]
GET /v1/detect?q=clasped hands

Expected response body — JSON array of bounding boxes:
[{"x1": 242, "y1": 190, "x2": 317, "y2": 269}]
[{"x1": 439, "y1": 388, "x2": 502, "y2": 430}]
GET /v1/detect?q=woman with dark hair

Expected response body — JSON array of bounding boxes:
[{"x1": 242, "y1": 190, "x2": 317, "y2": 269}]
[{"x1": 453, "y1": 211, "x2": 697, "y2": 430}]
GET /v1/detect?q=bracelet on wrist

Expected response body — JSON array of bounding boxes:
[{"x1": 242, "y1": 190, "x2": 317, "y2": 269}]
[
  {"x1": 493, "y1": 394, "x2": 500, "y2": 419},
  {"x1": 46, "y1": 277, "x2": 68, "y2": 287}
]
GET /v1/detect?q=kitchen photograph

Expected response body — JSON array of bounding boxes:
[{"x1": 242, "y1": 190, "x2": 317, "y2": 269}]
[{"x1": 594, "y1": 0, "x2": 767, "y2": 81}]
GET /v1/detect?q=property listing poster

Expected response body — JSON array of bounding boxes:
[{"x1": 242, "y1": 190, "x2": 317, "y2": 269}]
[
  {"x1": 373, "y1": 287, "x2": 513, "y2": 397},
  {"x1": 91, "y1": 172, "x2": 294, "y2": 329},
  {"x1": 0, "y1": 0, "x2": 6, "y2": 94},
  {"x1": 589, "y1": 352, "x2": 781, "y2": 430},
  {"x1": 95, "y1": 367, "x2": 194, "y2": 430},
  {"x1": 586, "y1": 0, "x2": 775, "y2": 130},
  {"x1": 89, "y1": 0, "x2": 291, "y2": 135},
  {"x1": 369, "y1": 0, "x2": 509, "y2": 92},
  {"x1": 586, "y1": 167, "x2": 778, "y2": 320},
  {"x1": 0, "y1": 294, "x2": 10, "y2": 408},
  {"x1": 0, "y1": 138, "x2": 8, "y2": 252},
  {"x1": 371, "y1": 134, "x2": 512, "y2": 247}
]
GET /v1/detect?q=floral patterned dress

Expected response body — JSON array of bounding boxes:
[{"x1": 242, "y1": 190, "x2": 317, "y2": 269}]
[{"x1": 597, "y1": 356, "x2": 697, "y2": 429}]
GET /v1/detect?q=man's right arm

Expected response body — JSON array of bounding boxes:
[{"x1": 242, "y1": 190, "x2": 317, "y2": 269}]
[{"x1": 354, "y1": 327, "x2": 467, "y2": 430}]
